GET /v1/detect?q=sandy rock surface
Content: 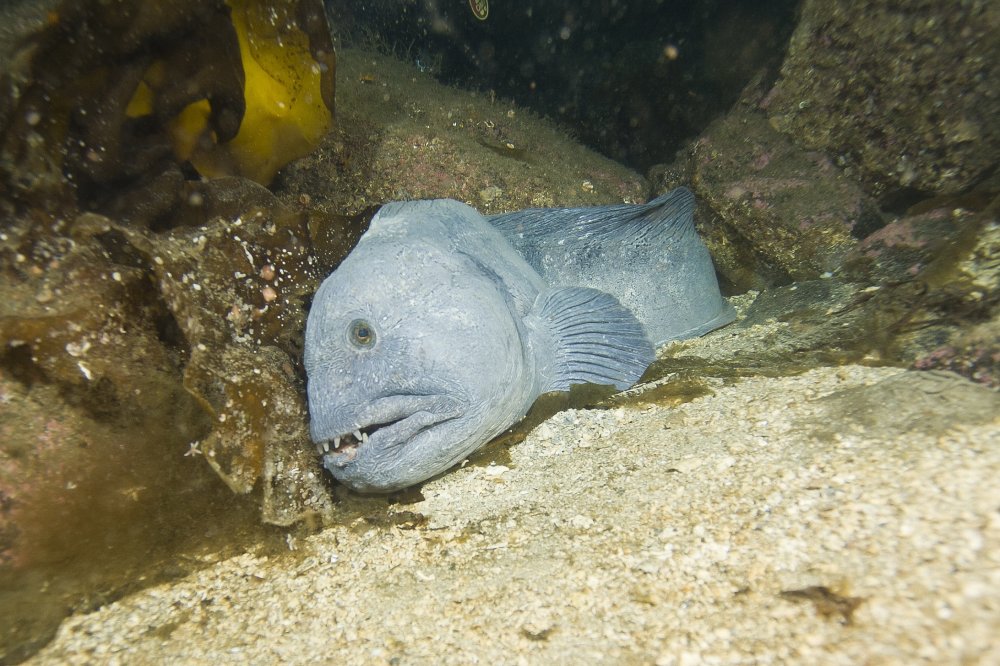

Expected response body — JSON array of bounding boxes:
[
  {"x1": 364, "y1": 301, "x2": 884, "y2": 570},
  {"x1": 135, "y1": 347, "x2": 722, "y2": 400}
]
[{"x1": 30, "y1": 355, "x2": 1000, "y2": 664}]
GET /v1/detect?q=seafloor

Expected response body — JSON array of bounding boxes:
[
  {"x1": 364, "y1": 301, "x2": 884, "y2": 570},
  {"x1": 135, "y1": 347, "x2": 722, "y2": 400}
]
[{"x1": 29, "y1": 359, "x2": 1000, "y2": 664}]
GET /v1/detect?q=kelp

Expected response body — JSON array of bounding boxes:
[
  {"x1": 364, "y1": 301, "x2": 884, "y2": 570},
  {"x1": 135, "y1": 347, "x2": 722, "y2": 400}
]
[{"x1": 0, "y1": 0, "x2": 334, "y2": 221}]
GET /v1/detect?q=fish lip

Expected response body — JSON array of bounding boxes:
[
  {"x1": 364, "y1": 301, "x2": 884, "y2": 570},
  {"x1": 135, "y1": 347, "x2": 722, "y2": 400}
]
[{"x1": 313, "y1": 394, "x2": 462, "y2": 465}]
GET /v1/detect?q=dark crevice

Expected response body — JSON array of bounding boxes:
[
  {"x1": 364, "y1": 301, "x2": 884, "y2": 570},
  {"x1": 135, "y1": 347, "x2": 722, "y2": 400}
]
[
  {"x1": 326, "y1": 0, "x2": 802, "y2": 173},
  {"x1": 153, "y1": 307, "x2": 188, "y2": 352},
  {"x1": 0, "y1": 344, "x2": 47, "y2": 389},
  {"x1": 878, "y1": 185, "x2": 936, "y2": 217}
]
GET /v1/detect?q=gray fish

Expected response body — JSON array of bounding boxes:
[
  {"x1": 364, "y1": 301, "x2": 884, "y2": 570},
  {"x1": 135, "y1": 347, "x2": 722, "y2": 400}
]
[{"x1": 304, "y1": 187, "x2": 734, "y2": 492}]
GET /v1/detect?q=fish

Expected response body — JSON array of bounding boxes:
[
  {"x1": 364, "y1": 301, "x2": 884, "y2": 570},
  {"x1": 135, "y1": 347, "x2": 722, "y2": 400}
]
[{"x1": 304, "y1": 187, "x2": 734, "y2": 492}]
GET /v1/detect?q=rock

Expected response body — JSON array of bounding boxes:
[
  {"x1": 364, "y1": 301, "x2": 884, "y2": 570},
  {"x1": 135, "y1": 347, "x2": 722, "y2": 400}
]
[
  {"x1": 277, "y1": 48, "x2": 649, "y2": 217},
  {"x1": 840, "y1": 195, "x2": 1000, "y2": 387},
  {"x1": 0, "y1": 0, "x2": 335, "y2": 215},
  {"x1": 0, "y1": 1, "x2": 58, "y2": 69},
  {"x1": 661, "y1": 279, "x2": 881, "y2": 370},
  {"x1": 901, "y1": 207, "x2": 1000, "y2": 387},
  {"x1": 100, "y1": 182, "x2": 339, "y2": 522},
  {"x1": 812, "y1": 369, "x2": 1000, "y2": 434},
  {"x1": 845, "y1": 206, "x2": 973, "y2": 281},
  {"x1": 764, "y1": 0, "x2": 1000, "y2": 197},
  {"x1": 0, "y1": 228, "x2": 264, "y2": 662},
  {"x1": 26, "y1": 364, "x2": 1000, "y2": 665},
  {"x1": 666, "y1": 110, "x2": 882, "y2": 289},
  {"x1": 325, "y1": 0, "x2": 801, "y2": 172}
]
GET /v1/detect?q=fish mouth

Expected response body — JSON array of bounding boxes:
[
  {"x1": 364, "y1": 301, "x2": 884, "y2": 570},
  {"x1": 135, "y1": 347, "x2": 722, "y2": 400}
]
[
  {"x1": 314, "y1": 421, "x2": 394, "y2": 464},
  {"x1": 312, "y1": 394, "x2": 461, "y2": 467}
]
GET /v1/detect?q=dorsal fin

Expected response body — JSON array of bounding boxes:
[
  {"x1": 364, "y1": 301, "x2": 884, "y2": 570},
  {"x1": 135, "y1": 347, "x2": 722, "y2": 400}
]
[
  {"x1": 488, "y1": 187, "x2": 697, "y2": 272},
  {"x1": 488, "y1": 187, "x2": 735, "y2": 346}
]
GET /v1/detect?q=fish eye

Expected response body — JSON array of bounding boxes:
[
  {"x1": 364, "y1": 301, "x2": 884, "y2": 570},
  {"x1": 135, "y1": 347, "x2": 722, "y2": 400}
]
[{"x1": 348, "y1": 319, "x2": 376, "y2": 348}]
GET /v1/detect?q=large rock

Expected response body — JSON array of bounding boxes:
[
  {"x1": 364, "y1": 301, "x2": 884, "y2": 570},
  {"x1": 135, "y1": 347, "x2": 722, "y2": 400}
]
[
  {"x1": 27, "y1": 363, "x2": 1000, "y2": 664},
  {"x1": 277, "y1": 48, "x2": 648, "y2": 215},
  {"x1": 764, "y1": 0, "x2": 1000, "y2": 197},
  {"x1": 655, "y1": 109, "x2": 881, "y2": 290}
]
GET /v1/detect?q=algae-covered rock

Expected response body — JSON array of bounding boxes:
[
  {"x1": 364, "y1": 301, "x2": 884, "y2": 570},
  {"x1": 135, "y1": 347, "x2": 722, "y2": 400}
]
[
  {"x1": 0, "y1": 222, "x2": 253, "y2": 661},
  {"x1": 656, "y1": 109, "x2": 882, "y2": 290},
  {"x1": 681, "y1": 280, "x2": 879, "y2": 366},
  {"x1": 0, "y1": 1, "x2": 58, "y2": 70},
  {"x1": 0, "y1": 0, "x2": 334, "y2": 216},
  {"x1": 0, "y1": 175, "x2": 355, "y2": 659},
  {"x1": 0, "y1": 0, "x2": 242, "y2": 207},
  {"x1": 846, "y1": 207, "x2": 973, "y2": 282},
  {"x1": 895, "y1": 201, "x2": 1000, "y2": 387},
  {"x1": 82, "y1": 179, "x2": 341, "y2": 522},
  {"x1": 764, "y1": 0, "x2": 1000, "y2": 197},
  {"x1": 277, "y1": 48, "x2": 648, "y2": 217}
]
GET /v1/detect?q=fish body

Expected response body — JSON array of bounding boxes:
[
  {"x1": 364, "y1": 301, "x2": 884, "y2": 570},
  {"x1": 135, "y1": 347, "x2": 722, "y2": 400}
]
[{"x1": 304, "y1": 187, "x2": 734, "y2": 492}]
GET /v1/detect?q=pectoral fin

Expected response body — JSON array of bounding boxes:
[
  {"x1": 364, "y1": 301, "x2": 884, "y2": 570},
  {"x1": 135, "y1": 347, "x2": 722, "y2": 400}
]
[{"x1": 526, "y1": 286, "x2": 654, "y2": 392}]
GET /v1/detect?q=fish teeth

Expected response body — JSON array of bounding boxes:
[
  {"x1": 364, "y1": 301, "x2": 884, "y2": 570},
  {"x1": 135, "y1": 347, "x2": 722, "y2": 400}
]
[{"x1": 315, "y1": 432, "x2": 366, "y2": 457}]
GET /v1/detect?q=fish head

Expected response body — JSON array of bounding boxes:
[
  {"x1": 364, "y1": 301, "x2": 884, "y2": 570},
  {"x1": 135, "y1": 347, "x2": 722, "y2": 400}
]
[{"x1": 305, "y1": 235, "x2": 534, "y2": 492}]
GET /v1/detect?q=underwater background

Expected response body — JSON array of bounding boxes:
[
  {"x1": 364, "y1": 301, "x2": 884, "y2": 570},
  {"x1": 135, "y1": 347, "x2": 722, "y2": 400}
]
[{"x1": 0, "y1": 0, "x2": 997, "y2": 662}]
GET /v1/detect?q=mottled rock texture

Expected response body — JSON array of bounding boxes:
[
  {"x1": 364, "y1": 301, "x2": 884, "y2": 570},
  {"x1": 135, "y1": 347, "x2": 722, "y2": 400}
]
[
  {"x1": 765, "y1": 0, "x2": 999, "y2": 197},
  {"x1": 663, "y1": 110, "x2": 881, "y2": 290}
]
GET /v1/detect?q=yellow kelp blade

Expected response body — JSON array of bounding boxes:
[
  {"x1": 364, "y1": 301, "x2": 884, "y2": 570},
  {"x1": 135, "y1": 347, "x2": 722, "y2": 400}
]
[
  {"x1": 190, "y1": 0, "x2": 335, "y2": 185},
  {"x1": 125, "y1": 0, "x2": 335, "y2": 186}
]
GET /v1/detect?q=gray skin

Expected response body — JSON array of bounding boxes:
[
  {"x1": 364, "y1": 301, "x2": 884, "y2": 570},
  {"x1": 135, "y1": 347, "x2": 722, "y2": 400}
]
[{"x1": 304, "y1": 187, "x2": 734, "y2": 492}]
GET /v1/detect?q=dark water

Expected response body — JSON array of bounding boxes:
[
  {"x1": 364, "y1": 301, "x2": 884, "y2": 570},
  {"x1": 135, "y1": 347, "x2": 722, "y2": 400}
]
[{"x1": 326, "y1": 0, "x2": 800, "y2": 171}]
